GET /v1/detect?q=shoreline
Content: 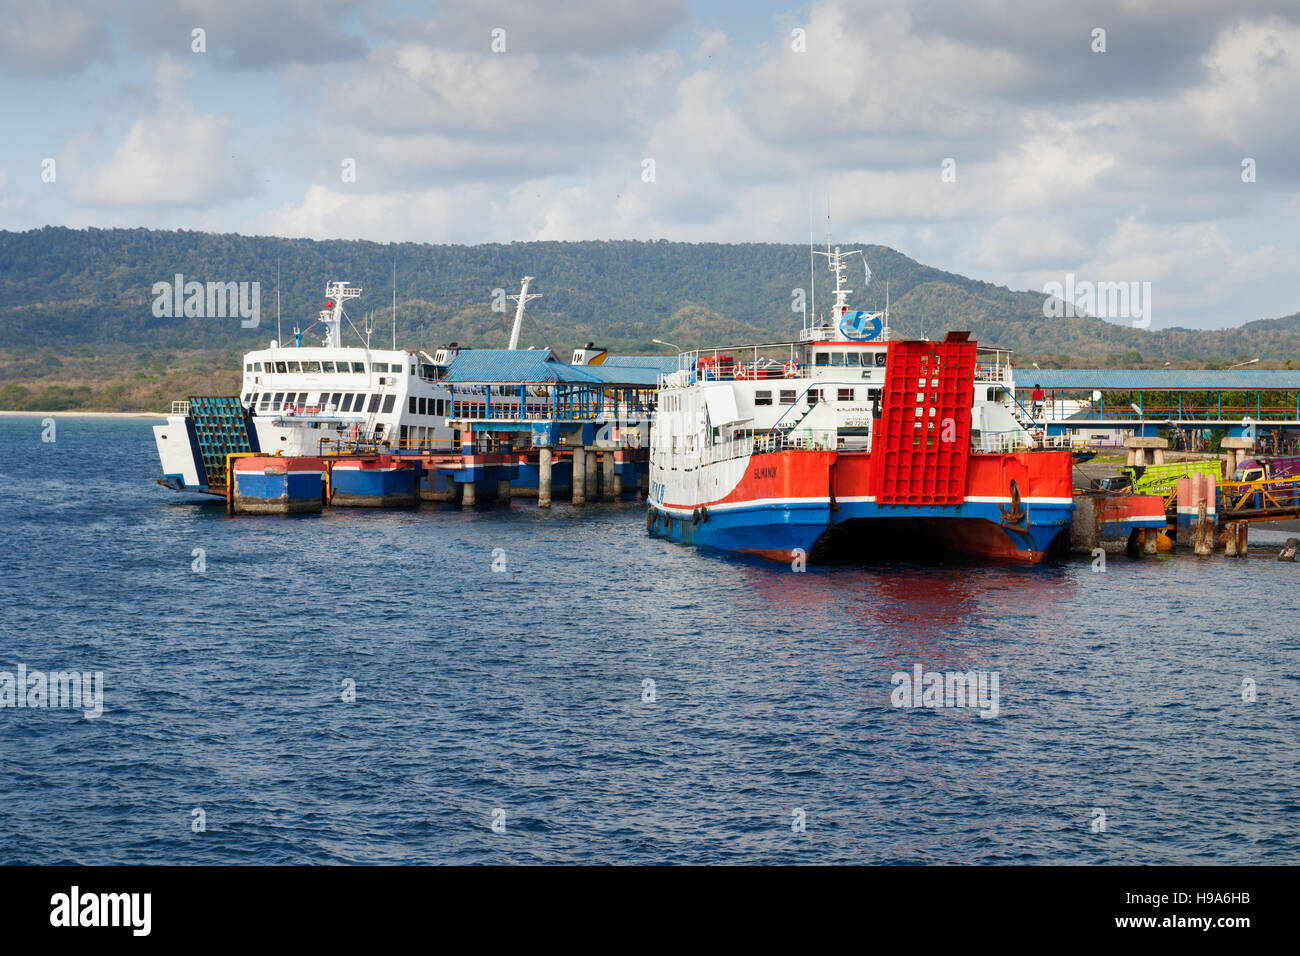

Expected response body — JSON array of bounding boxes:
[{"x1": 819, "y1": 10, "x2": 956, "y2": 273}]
[{"x1": 0, "y1": 410, "x2": 166, "y2": 419}]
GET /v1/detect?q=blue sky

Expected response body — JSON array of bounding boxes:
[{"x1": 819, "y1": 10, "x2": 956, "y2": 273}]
[{"x1": 1, "y1": 0, "x2": 1298, "y2": 330}]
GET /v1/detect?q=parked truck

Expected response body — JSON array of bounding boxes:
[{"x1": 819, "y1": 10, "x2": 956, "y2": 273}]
[{"x1": 1104, "y1": 460, "x2": 1224, "y2": 497}]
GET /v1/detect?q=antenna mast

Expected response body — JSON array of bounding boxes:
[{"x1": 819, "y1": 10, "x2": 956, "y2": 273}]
[
  {"x1": 506, "y1": 276, "x2": 542, "y2": 350},
  {"x1": 322, "y1": 280, "x2": 362, "y2": 348}
]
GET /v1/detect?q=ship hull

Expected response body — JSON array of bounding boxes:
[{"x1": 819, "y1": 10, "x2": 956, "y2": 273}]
[{"x1": 648, "y1": 448, "x2": 1074, "y2": 564}]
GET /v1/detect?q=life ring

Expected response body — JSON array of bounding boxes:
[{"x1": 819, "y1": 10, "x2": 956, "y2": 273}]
[
  {"x1": 735, "y1": 365, "x2": 749, "y2": 380},
  {"x1": 783, "y1": 361, "x2": 798, "y2": 378}
]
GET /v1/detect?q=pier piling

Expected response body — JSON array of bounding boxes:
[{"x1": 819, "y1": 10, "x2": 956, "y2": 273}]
[
  {"x1": 1193, "y1": 500, "x2": 1213, "y2": 555},
  {"x1": 572, "y1": 447, "x2": 587, "y2": 505},
  {"x1": 602, "y1": 451, "x2": 615, "y2": 502},
  {"x1": 585, "y1": 448, "x2": 598, "y2": 501},
  {"x1": 538, "y1": 447, "x2": 553, "y2": 508}
]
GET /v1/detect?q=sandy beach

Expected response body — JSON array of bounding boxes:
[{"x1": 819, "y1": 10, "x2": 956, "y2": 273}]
[{"x1": 0, "y1": 410, "x2": 166, "y2": 419}]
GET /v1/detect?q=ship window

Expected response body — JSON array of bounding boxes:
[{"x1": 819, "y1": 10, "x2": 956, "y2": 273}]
[
  {"x1": 838, "y1": 388, "x2": 855, "y2": 402},
  {"x1": 286, "y1": 361, "x2": 301, "y2": 373},
  {"x1": 382, "y1": 394, "x2": 396, "y2": 413},
  {"x1": 986, "y1": 387, "x2": 999, "y2": 401},
  {"x1": 815, "y1": 352, "x2": 829, "y2": 367},
  {"x1": 340, "y1": 394, "x2": 353, "y2": 412},
  {"x1": 830, "y1": 352, "x2": 845, "y2": 367},
  {"x1": 754, "y1": 390, "x2": 773, "y2": 407},
  {"x1": 845, "y1": 352, "x2": 860, "y2": 367},
  {"x1": 347, "y1": 362, "x2": 361, "y2": 373},
  {"x1": 410, "y1": 365, "x2": 416, "y2": 375},
  {"x1": 409, "y1": 396, "x2": 417, "y2": 414},
  {"x1": 874, "y1": 352, "x2": 887, "y2": 367},
  {"x1": 416, "y1": 397, "x2": 425, "y2": 415},
  {"x1": 368, "y1": 394, "x2": 381, "y2": 413},
  {"x1": 779, "y1": 390, "x2": 796, "y2": 405},
  {"x1": 808, "y1": 389, "x2": 822, "y2": 405},
  {"x1": 436, "y1": 399, "x2": 445, "y2": 416},
  {"x1": 373, "y1": 362, "x2": 388, "y2": 373},
  {"x1": 252, "y1": 362, "x2": 262, "y2": 372},
  {"x1": 244, "y1": 363, "x2": 252, "y2": 372},
  {"x1": 259, "y1": 394, "x2": 271, "y2": 411},
  {"x1": 302, "y1": 361, "x2": 320, "y2": 373},
  {"x1": 320, "y1": 361, "x2": 334, "y2": 373},
  {"x1": 275, "y1": 362, "x2": 287, "y2": 373},
  {"x1": 329, "y1": 392, "x2": 341, "y2": 409},
  {"x1": 272, "y1": 392, "x2": 284, "y2": 408}
]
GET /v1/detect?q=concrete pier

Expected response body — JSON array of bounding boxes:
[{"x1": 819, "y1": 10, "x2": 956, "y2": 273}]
[
  {"x1": 602, "y1": 451, "x2": 616, "y2": 501},
  {"x1": 461, "y1": 480, "x2": 476, "y2": 508},
  {"x1": 585, "y1": 447, "x2": 599, "y2": 501},
  {"x1": 1220, "y1": 437, "x2": 1254, "y2": 476},
  {"x1": 572, "y1": 447, "x2": 587, "y2": 505},
  {"x1": 538, "y1": 447, "x2": 553, "y2": 508},
  {"x1": 1125, "y1": 436, "x2": 1168, "y2": 466},
  {"x1": 496, "y1": 478, "x2": 511, "y2": 504}
]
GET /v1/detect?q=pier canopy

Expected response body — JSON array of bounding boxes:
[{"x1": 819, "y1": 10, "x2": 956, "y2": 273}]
[
  {"x1": 1022, "y1": 369, "x2": 1300, "y2": 392},
  {"x1": 442, "y1": 349, "x2": 670, "y2": 387},
  {"x1": 1015, "y1": 368, "x2": 1300, "y2": 436}
]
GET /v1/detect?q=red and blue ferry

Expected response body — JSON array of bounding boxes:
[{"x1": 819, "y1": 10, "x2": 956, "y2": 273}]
[{"x1": 646, "y1": 244, "x2": 1075, "y2": 563}]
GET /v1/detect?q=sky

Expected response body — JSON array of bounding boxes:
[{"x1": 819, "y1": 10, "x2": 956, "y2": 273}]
[{"x1": 1, "y1": 0, "x2": 1298, "y2": 330}]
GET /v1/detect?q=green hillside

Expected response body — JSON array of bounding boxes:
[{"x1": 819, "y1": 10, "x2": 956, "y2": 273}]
[{"x1": 0, "y1": 227, "x2": 1296, "y2": 411}]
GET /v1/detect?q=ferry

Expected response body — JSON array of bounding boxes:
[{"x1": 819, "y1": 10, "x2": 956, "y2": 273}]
[
  {"x1": 646, "y1": 244, "x2": 1075, "y2": 562},
  {"x1": 154, "y1": 281, "x2": 457, "y2": 494}
]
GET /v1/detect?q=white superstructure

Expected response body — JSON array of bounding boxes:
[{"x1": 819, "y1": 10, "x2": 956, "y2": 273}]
[{"x1": 153, "y1": 280, "x2": 458, "y2": 491}]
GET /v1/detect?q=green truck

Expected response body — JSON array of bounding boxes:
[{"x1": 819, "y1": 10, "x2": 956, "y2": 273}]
[{"x1": 1102, "y1": 461, "x2": 1224, "y2": 497}]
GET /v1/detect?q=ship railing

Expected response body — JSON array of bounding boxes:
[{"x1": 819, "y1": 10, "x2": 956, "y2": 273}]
[
  {"x1": 171, "y1": 400, "x2": 191, "y2": 416},
  {"x1": 974, "y1": 429, "x2": 1030, "y2": 453},
  {"x1": 685, "y1": 429, "x2": 837, "y2": 466}
]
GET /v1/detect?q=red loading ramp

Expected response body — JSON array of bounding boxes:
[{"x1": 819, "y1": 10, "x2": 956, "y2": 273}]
[{"x1": 869, "y1": 338, "x2": 976, "y2": 506}]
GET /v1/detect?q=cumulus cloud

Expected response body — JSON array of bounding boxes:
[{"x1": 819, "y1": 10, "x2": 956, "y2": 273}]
[
  {"x1": 12, "y1": 0, "x2": 1300, "y2": 327},
  {"x1": 0, "y1": 0, "x2": 110, "y2": 75},
  {"x1": 70, "y1": 57, "x2": 254, "y2": 207}
]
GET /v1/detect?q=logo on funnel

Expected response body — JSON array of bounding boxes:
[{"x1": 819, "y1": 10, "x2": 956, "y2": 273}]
[{"x1": 839, "y1": 309, "x2": 883, "y2": 341}]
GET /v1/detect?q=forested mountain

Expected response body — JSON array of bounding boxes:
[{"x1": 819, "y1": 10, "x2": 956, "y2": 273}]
[{"x1": 1, "y1": 226, "x2": 1297, "y2": 366}]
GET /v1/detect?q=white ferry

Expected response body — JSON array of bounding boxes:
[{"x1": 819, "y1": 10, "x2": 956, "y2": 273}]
[{"x1": 154, "y1": 281, "x2": 456, "y2": 493}]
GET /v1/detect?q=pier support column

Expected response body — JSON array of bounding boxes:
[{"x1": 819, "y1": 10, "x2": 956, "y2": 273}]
[
  {"x1": 461, "y1": 480, "x2": 476, "y2": 509},
  {"x1": 538, "y1": 447, "x2": 553, "y2": 509},
  {"x1": 1124, "y1": 436, "x2": 1166, "y2": 468},
  {"x1": 1193, "y1": 500, "x2": 1213, "y2": 556},
  {"x1": 572, "y1": 447, "x2": 587, "y2": 505},
  {"x1": 612, "y1": 449, "x2": 624, "y2": 499},
  {"x1": 1224, "y1": 520, "x2": 1248, "y2": 557},
  {"x1": 496, "y1": 478, "x2": 511, "y2": 504},
  {"x1": 602, "y1": 451, "x2": 616, "y2": 501},
  {"x1": 585, "y1": 447, "x2": 599, "y2": 501},
  {"x1": 1143, "y1": 528, "x2": 1159, "y2": 555},
  {"x1": 1221, "y1": 437, "x2": 1253, "y2": 478}
]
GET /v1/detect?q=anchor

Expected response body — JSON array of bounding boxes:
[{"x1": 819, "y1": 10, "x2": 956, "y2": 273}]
[{"x1": 999, "y1": 480, "x2": 1026, "y2": 527}]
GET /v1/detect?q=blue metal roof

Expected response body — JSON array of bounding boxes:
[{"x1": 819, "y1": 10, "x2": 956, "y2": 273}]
[
  {"x1": 442, "y1": 350, "x2": 662, "y2": 386},
  {"x1": 597, "y1": 355, "x2": 678, "y2": 372},
  {"x1": 1022, "y1": 369, "x2": 1300, "y2": 391}
]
